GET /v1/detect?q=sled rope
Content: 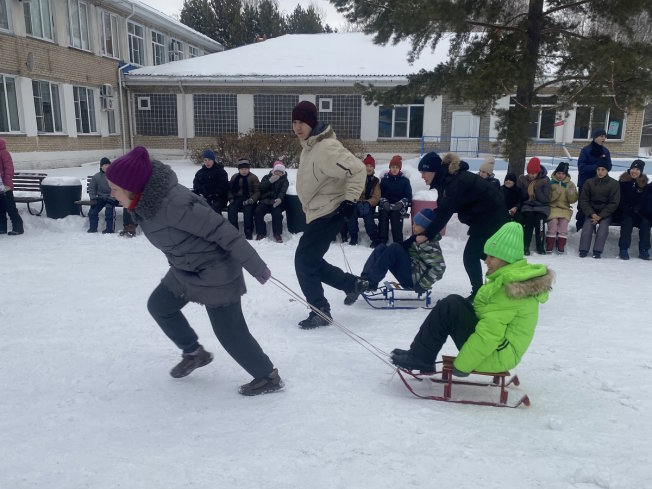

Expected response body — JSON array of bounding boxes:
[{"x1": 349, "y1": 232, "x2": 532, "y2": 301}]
[
  {"x1": 339, "y1": 242, "x2": 353, "y2": 274},
  {"x1": 269, "y1": 275, "x2": 394, "y2": 369}
]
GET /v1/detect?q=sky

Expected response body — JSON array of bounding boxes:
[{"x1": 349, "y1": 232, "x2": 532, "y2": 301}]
[{"x1": 149, "y1": 0, "x2": 349, "y2": 29}]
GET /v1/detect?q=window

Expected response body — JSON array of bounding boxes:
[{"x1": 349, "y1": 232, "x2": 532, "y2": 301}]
[
  {"x1": 509, "y1": 95, "x2": 556, "y2": 140},
  {"x1": 68, "y1": 0, "x2": 89, "y2": 50},
  {"x1": 102, "y1": 12, "x2": 119, "y2": 58},
  {"x1": 1, "y1": 75, "x2": 20, "y2": 132},
  {"x1": 169, "y1": 39, "x2": 184, "y2": 62},
  {"x1": 188, "y1": 45, "x2": 199, "y2": 58},
  {"x1": 24, "y1": 0, "x2": 53, "y2": 41},
  {"x1": 151, "y1": 30, "x2": 166, "y2": 65},
  {"x1": 32, "y1": 80, "x2": 62, "y2": 133},
  {"x1": 316, "y1": 95, "x2": 361, "y2": 138},
  {"x1": 73, "y1": 86, "x2": 96, "y2": 134},
  {"x1": 134, "y1": 93, "x2": 177, "y2": 136},
  {"x1": 1, "y1": 0, "x2": 9, "y2": 31},
  {"x1": 254, "y1": 95, "x2": 298, "y2": 133},
  {"x1": 573, "y1": 105, "x2": 625, "y2": 140},
  {"x1": 127, "y1": 21, "x2": 145, "y2": 65},
  {"x1": 193, "y1": 94, "x2": 237, "y2": 136},
  {"x1": 378, "y1": 102, "x2": 424, "y2": 138},
  {"x1": 107, "y1": 111, "x2": 116, "y2": 134}
]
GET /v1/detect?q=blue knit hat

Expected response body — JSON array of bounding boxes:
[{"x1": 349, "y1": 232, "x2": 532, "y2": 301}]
[
  {"x1": 413, "y1": 208, "x2": 436, "y2": 229},
  {"x1": 418, "y1": 152, "x2": 443, "y2": 173},
  {"x1": 201, "y1": 149, "x2": 216, "y2": 162},
  {"x1": 592, "y1": 128, "x2": 606, "y2": 139}
]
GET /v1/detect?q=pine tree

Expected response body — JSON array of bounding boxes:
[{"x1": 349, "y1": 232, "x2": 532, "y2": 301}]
[
  {"x1": 330, "y1": 0, "x2": 652, "y2": 174},
  {"x1": 180, "y1": 0, "x2": 220, "y2": 43},
  {"x1": 286, "y1": 5, "x2": 325, "y2": 34}
]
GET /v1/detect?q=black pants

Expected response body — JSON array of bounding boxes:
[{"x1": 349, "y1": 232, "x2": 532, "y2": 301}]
[
  {"x1": 522, "y1": 211, "x2": 546, "y2": 253},
  {"x1": 227, "y1": 198, "x2": 255, "y2": 239},
  {"x1": 409, "y1": 295, "x2": 478, "y2": 363},
  {"x1": 378, "y1": 208, "x2": 404, "y2": 243},
  {"x1": 254, "y1": 202, "x2": 284, "y2": 236},
  {"x1": 147, "y1": 283, "x2": 274, "y2": 379},
  {"x1": 0, "y1": 190, "x2": 24, "y2": 233},
  {"x1": 294, "y1": 213, "x2": 357, "y2": 312},
  {"x1": 618, "y1": 213, "x2": 651, "y2": 251},
  {"x1": 464, "y1": 217, "x2": 505, "y2": 296},
  {"x1": 575, "y1": 186, "x2": 585, "y2": 230}
]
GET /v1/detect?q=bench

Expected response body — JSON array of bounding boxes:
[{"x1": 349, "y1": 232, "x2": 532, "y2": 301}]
[
  {"x1": 12, "y1": 172, "x2": 47, "y2": 216},
  {"x1": 75, "y1": 176, "x2": 122, "y2": 217}
]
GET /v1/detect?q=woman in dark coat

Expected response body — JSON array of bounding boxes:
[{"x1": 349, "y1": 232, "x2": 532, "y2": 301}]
[
  {"x1": 105, "y1": 146, "x2": 282, "y2": 396},
  {"x1": 254, "y1": 161, "x2": 289, "y2": 242},
  {"x1": 417, "y1": 151, "x2": 508, "y2": 300}
]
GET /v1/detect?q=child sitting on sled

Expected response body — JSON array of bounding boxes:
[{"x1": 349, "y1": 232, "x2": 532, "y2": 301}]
[
  {"x1": 390, "y1": 221, "x2": 553, "y2": 376},
  {"x1": 359, "y1": 208, "x2": 445, "y2": 296}
]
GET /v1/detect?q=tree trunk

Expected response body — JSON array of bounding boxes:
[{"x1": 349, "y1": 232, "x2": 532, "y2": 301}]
[{"x1": 507, "y1": 0, "x2": 545, "y2": 176}]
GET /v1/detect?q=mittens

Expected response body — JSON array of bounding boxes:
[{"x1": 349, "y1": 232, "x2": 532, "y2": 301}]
[
  {"x1": 337, "y1": 200, "x2": 356, "y2": 218},
  {"x1": 243, "y1": 198, "x2": 254, "y2": 206},
  {"x1": 256, "y1": 266, "x2": 271, "y2": 285},
  {"x1": 269, "y1": 175, "x2": 280, "y2": 183}
]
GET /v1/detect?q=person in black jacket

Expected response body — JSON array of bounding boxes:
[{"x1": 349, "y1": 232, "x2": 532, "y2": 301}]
[
  {"x1": 576, "y1": 128, "x2": 611, "y2": 230},
  {"x1": 417, "y1": 151, "x2": 508, "y2": 301},
  {"x1": 478, "y1": 156, "x2": 501, "y2": 190},
  {"x1": 617, "y1": 159, "x2": 650, "y2": 260},
  {"x1": 501, "y1": 173, "x2": 520, "y2": 220},
  {"x1": 374, "y1": 155, "x2": 412, "y2": 247},
  {"x1": 254, "y1": 161, "x2": 289, "y2": 243},
  {"x1": 192, "y1": 149, "x2": 229, "y2": 213}
]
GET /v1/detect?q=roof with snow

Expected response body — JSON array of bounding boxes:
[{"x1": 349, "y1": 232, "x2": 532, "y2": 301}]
[{"x1": 124, "y1": 32, "x2": 451, "y2": 85}]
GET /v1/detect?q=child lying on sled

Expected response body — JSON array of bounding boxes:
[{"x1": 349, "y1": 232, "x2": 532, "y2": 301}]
[
  {"x1": 390, "y1": 222, "x2": 553, "y2": 376},
  {"x1": 359, "y1": 208, "x2": 446, "y2": 296}
]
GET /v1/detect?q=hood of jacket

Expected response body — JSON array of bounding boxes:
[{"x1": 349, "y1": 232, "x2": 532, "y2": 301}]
[
  {"x1": 619, "y1": 171, "x2": 648, "y2": 188},
  {"x1": 132, "y1": 160, "x2": 178, "y2": 221},
  {"x1": 0, "y1": 138, "x2": 6, "y2": 151},
  {"x1": 487, "y1": 260, "x2": 554, "y2": 303},
  {"x1": 301, "y1": 122, "x2": 331, "y2": 148}
]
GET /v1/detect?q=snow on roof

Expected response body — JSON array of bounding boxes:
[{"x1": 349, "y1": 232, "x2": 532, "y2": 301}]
[{"x1": 126, "y1": 32, "x2": 451, "y2": 80}]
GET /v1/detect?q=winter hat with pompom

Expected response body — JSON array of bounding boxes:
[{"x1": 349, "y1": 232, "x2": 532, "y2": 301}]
[
  {"x1": 272, "y1": 161, "x2": 286, "y2": 174},
  {"x1": 389, "y1": 155, "x2": 403, "y2": 170},
  {"x1": 526, "y1": 157, "x2": 541, "y2": 175},
  {"x1": 363, "y1": 154, "x2": 375, "y2": 167},
  {"x1": 479, "y1": 156, "x2": 495, "y2": 175},
  {"x1": 105, "y1": 146, "x2": 152, "y2": 194}
]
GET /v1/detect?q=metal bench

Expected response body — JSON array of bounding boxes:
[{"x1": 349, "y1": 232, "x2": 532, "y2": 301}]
[
  {"x1": 12, "y1": 172, "x2": 47, "y2": 216},
  {"x1": 75, "y1": 176, "x2": 122, "y2": 217}
]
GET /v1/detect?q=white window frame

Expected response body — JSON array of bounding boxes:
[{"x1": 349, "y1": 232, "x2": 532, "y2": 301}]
[
  {"x1": 378, "y1": 103, "x2": 425, "y2": 139},
  {"x1": 509, "y1": 95, "x2": 556, "y2": 141},
  {"x1": 151, "y1": 30, "x2": 166, "y2": 66},
  {"x1": 573, "y1": 105, "x2": 627, "y2": 142},
  {"x1": 137, "y1": 96, "x2": 150, "y2": 111},
  {"x1": 73, "y1": 86, "x2": 97, "y2": 134},
  {"x1": 127, "y1": 21, "x2": 145, "y2": 66},
  {"x1": 0, "y1": 74, "x2": 20, "y2": 133},
  {"x1": 101, "y1": 11, "x2": 120, "y2": 58},
  {"x1": 1, "y1": 0, "x2": 10, "y2": 32},
  {"x1": 32, "y1": 80, "x2": 63, "y2": 134},
  {"x1": 107, "y1": 110, "x2": 117, "y2": 134},
  {"x1": 24, "y1": 0, "x2": 54, "y2": 41},
  {"x1": 188, "y1": 45, "x2": 199, "y2": 58},
  {"x1": 319, "y1": 98, "x2": 333, "y2": 113},
  {"x1": 68, "y1": 0, "x2": 89, "y2": 50},
  {"x1": 169, "y1": 38, "x2": 184, "y2": 62}
]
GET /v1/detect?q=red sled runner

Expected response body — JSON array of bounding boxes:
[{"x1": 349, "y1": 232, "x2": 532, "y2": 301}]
[{"x1": 396, "y1": 355, "x2": 531, "y2": 408}]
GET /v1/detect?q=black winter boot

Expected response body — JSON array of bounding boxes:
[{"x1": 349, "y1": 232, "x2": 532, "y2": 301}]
[
  {"x1": 344, "y1": 277, "x2": 370, "y2": 305},
  {"x1": 169, "y1": 346, "x2": 214, "y2": 378},
  {"x1": 390, "y1": 350, "x2": 435, "y2": 372},
  {"x1": 239, "y1": 368, "x2": 284, "y2": 396}
]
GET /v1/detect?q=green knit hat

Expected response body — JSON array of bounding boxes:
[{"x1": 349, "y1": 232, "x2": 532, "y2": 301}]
[{"x1": 484, "y1": 222, "x2": 524, "y2": 264}]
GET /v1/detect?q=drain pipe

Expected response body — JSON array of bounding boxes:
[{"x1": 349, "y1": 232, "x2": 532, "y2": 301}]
[
  {"x1": 118, "y1": 64, "x2": 130, "y2": 155},
  {"x1": 119, "y1": 4, "x2": 137, "y2": 153},
  {"x1": 178, "y1": 81, "x2": 188, "y2": 158}
]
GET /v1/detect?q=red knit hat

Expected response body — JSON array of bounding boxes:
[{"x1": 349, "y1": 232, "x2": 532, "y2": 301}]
[
  {"x1": 389, "y1": 155, "x2": 403, "y2": 170},
  {"x1": 291, "y1": 101, "x2": 318, "y2": 128},
  {"x1": 526, "y1": 157, "x2": 541, "y2": 175},
  {"x1": 105, "y1": 146, "x2": 153, "y2": 194},
  {"x1": 363, "y1": 154, "x2": 375, "y2": 167}
]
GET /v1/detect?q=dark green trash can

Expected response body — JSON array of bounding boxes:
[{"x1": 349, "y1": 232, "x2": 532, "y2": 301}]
[
  {"x1": 41, "y1": 177, "x2": 82, "y2": 219},
  {"x1": 284, "y1": 194, "x2": 306, "y2": 234}
]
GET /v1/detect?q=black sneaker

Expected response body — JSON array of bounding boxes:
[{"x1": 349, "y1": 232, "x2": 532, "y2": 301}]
[
  {"x1": 170, "y1": 346, "x2": 214, "y2": 378},
  {"x1": 592, "y1": 251, "x2": 601, "y2": 259},
  {"x1": 579, "y1": 251, "x2": 588, "y2": 258},
  {"x1": 344, "y1": 277, "x2": 369, "y2": 305},
  {"x1": 8, "y1": 230, "x2": 24, "y2": 235},
  {"x1": 239, "y1": 368, "x2": 284, "y2": 396},
  {"x1": 299, "y1": 309, "x2": 331, "y2": 329},
  {"x1": 349, "y1": 234, "x2": 358, "y2": 246},
  {"x1": 390, "y1": 350, "x2": 435, "y2": 372}
]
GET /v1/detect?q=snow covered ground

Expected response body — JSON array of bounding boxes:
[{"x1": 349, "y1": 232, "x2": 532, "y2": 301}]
[{"x1": 1, "y1": 157, "x2": 651, "y2": 489}]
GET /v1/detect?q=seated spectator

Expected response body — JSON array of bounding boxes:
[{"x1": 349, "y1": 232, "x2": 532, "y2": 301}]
[
  {"x1": 254, "y1": 161, "x2": 289, "y2": 243},
  {"x1": 192, "y1": 149, "x2": 229, "y2": 213},
  {"x1": 478, "y1": 156, "x2": 500, "y2": 190},
  {"x1": 578, "y1": 159, "x2": 620, "y2": 258},
  {"x1": 345, "y1": 154, "x2": 380, "y2": 246},
  {"x1": 617, "y1": 159, "x2": 650, "y2": 260},
  {"x1": 517, "y1": 157, "x2": 551, "y2": 255},
  {"x1": 227, "y1": 158, "x2": 260, "y2": 240},
  {"x1": 546, "y1": 161, "x2": 577, "y2": 254},
  {"x1": 501, "y1": 173, "x2": 520, "y2": 220},
  {"x1": 88, "y1": 157, "x2": 119, "y2": 234},
  {"x1": 361, "y1": 208, "x2": 445, "y2": 295},
  {"x1": 390, "y1": 221, "x2": 553, "y2": 375},
  {"x1": 374, "y1": 155, "x2": 412, "y2": 247}
]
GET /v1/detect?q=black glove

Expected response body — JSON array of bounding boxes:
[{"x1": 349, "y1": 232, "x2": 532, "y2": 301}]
[
  {"x1": 107, "y1": 198, "x2": 119, "y2": 207},
  {"x1": 390, "y1": 202, "x2": 403, "y2": 211},
  {"x1": 452, "y1": 367, "x2": 470, "y2": 378},
  {"x1": 337, "y1": 200, "x2": 356, "y2": 218},
  {"x1": 380, "y1": 198, "x2": 391, "y2": 211},
  {"x1": 243, "y1": 198, "x2": 254, "y2": 206}
]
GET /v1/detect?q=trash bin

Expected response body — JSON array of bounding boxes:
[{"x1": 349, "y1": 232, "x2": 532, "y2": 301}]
[
  {"x1": 411, "y1": 199, "x2": 445, "y2": 236},
  {"x1": 41, "y1": 177, "x2": 82, "y2": 219},
  {"x1": 284, "y1": 194, "x2": 306, "y2": 233}
]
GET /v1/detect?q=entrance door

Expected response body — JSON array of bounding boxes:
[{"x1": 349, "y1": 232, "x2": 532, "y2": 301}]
[{"x1": 451, "y1": 112, "x2": 480, "y2": 156}]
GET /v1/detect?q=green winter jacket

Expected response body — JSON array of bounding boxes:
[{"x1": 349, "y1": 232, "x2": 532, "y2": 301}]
[
  {"x1": 454, "y1": 260, "x2": 554, "y2": 374},
  {"x1": 407, "y1": 234, "x2": 446, "y2": 291}
]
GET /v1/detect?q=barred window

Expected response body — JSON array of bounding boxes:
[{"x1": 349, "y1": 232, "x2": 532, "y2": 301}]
[
  {"x1": 254, "y1": 94, "x2": 298, "y2": 134},
  {"x1": 193, "y1": 94, "x2": 238, "y2": 136},
  {"x1": 134, "y1": 93, "x2": 177, "y2": 136},
  {"x1": 316, "y1": 94, "x2": 361, "y2": 138}
]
